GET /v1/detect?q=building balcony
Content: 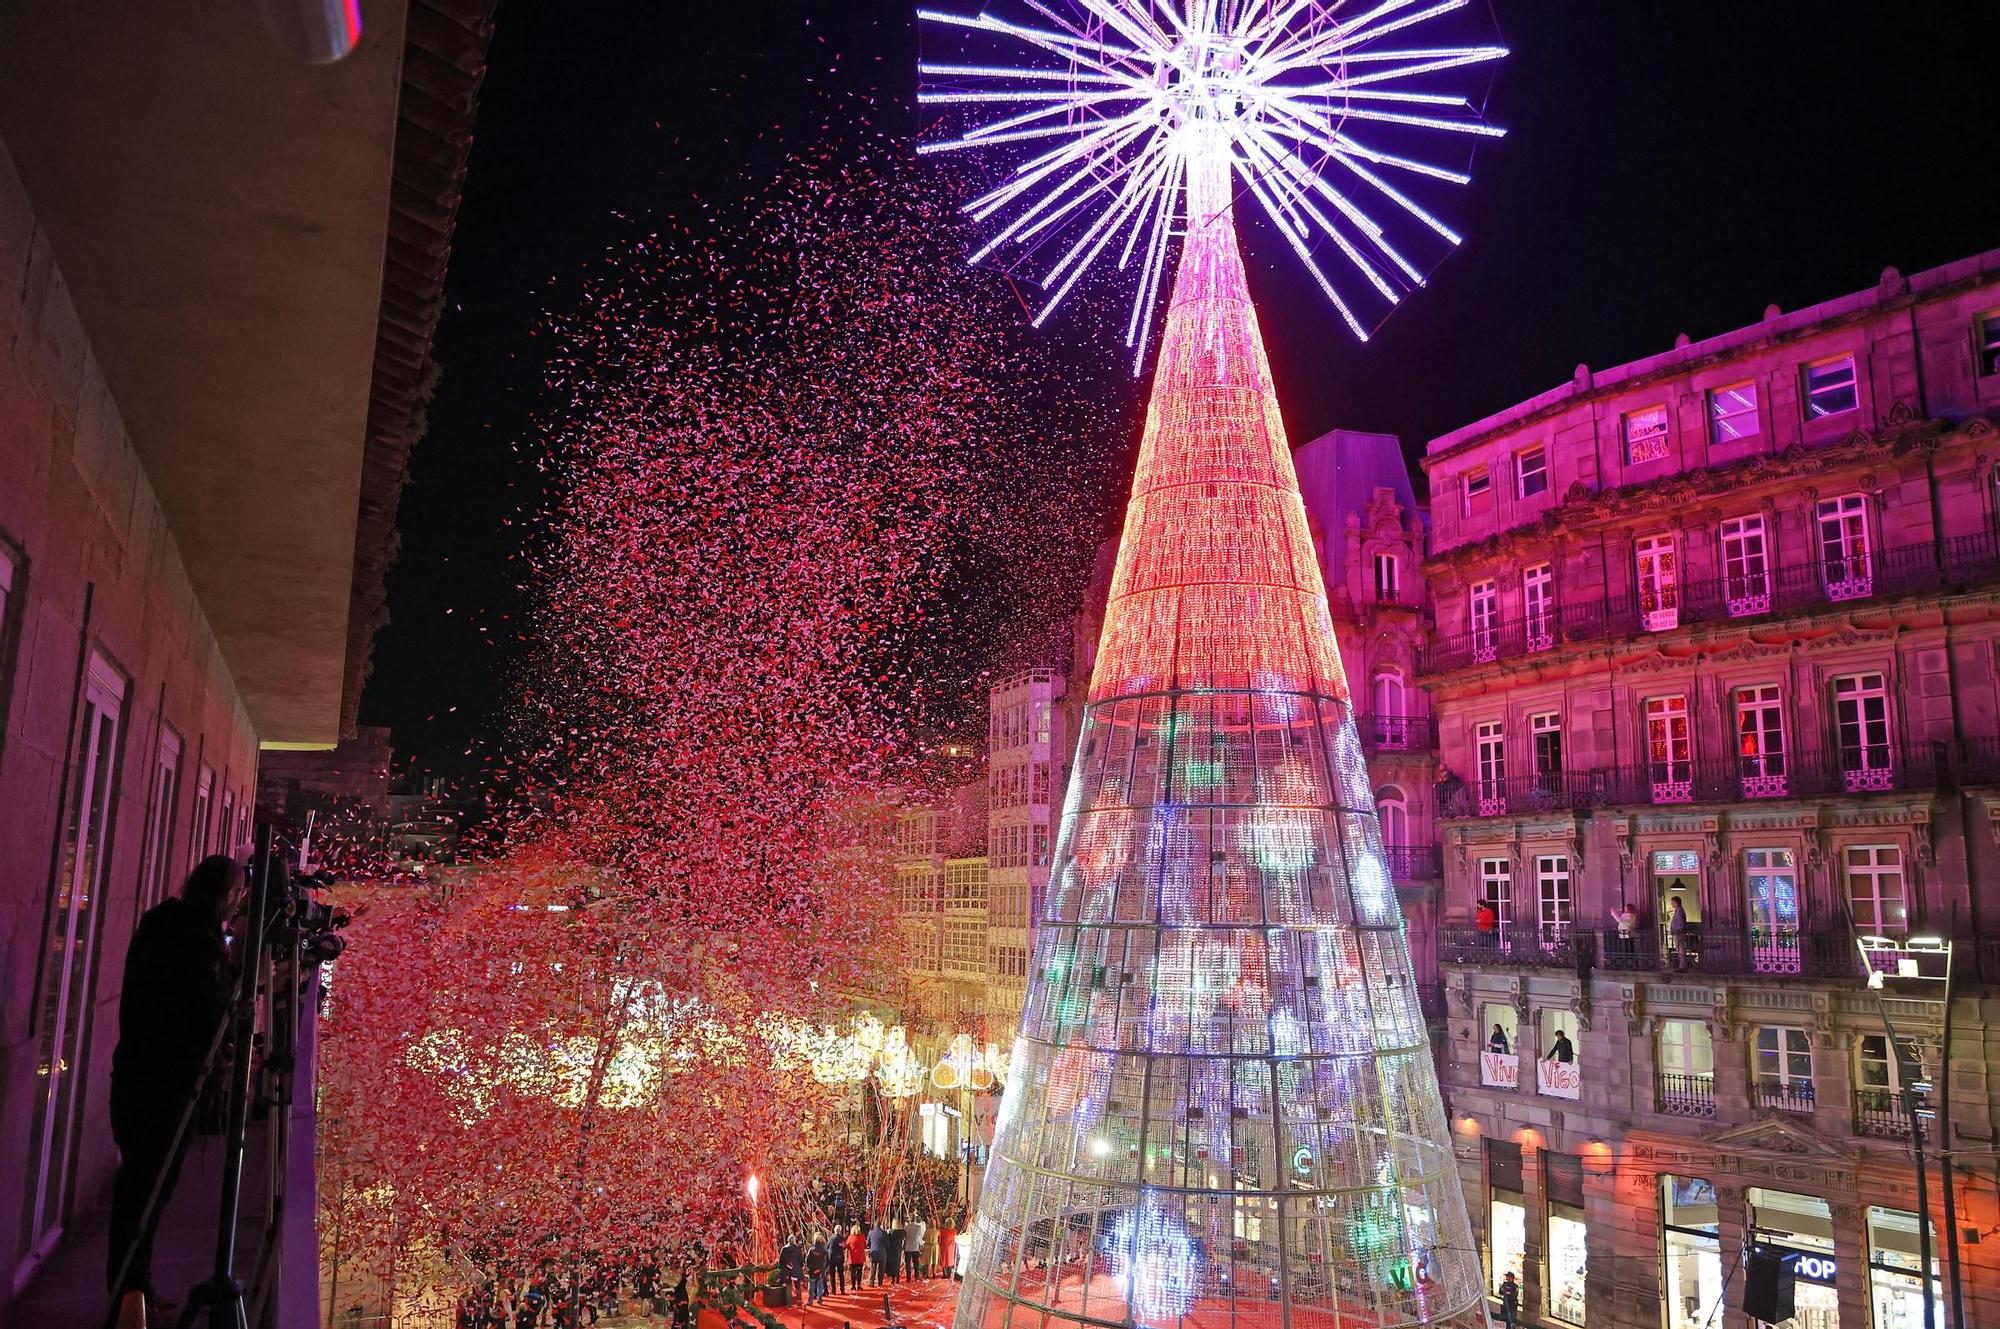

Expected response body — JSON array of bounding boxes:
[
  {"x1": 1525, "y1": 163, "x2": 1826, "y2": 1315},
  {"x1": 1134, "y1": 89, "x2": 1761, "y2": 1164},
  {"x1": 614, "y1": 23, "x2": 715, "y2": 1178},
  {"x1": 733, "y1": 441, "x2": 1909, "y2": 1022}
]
[
  {"x1": 1383, "y1": 844, "x2": 1444, "y2": 881},
  {"x1": 1594, "y1": 926, "x2": 1862, "y2": 980},
  {"x1": 1358, "y1": 712, "x2": 1436, "y2": 753},
  {"x1": 1439, "y1": 923, "x2": 1587, "y2": 970},
  {"x1": 1438, "y1": 740, "x2": 1976, "y2": 821},
  {"x1": 1657, "y1": 1072, "x2": 1718, "y2": 1118},
  {"x1": 1854, "y1": 1088, "x2": 1913, "y2": 1138},
  {"x1": 1417, "y1": 530, "x2": 2000, "y2": 677},
  {"x1": 1755, "y1": 1079, "x2": 1817, "y2": 1114}
]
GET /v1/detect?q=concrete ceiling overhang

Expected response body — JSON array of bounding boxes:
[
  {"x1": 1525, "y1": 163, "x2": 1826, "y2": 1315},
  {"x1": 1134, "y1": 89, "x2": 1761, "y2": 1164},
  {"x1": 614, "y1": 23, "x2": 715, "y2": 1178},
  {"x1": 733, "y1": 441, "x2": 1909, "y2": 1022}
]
[{"x1": 0, "y1": 0, "x2": 410, "y2": 746}]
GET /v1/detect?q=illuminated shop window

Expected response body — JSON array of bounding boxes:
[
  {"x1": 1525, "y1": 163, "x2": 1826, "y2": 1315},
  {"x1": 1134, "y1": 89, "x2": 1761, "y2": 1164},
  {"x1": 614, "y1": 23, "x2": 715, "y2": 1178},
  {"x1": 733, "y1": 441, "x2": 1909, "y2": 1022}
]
[
  {"x1": 1661, "y1": 1176, "x2": 1722, "y2": 1329},
  {"x1": 1868, "y1": 1206, "x2": 1940, "y2": 1329}
]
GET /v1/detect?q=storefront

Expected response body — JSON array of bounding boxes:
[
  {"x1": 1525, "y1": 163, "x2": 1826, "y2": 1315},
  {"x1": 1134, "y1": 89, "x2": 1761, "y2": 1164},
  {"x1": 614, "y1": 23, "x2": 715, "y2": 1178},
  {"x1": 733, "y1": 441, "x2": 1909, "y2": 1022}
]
[
  {"x1": 1544, "y1": 1152, "x2": 1586, "y2": 1325},
  {"x1": 1488, "y1": 1139, "x2": 1525, "y2": 1301},
  {"x1": 1748, "y1": 1187, "x2": 1838, "y2": 1329},
  {"x1": 1866, "y1": 1207, "x2": 1939, "y2": 1329},
  {"x1": 1661, "y1": 1175, "x2": 1722, "y2": 1329}
]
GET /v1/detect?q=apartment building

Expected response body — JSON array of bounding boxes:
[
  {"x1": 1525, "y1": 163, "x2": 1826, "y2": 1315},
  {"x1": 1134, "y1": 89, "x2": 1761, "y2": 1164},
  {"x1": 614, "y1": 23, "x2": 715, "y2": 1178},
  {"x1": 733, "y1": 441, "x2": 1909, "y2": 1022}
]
[{"x1": 1421, "y1": 250, "x2": 2000, "y2": 1329}]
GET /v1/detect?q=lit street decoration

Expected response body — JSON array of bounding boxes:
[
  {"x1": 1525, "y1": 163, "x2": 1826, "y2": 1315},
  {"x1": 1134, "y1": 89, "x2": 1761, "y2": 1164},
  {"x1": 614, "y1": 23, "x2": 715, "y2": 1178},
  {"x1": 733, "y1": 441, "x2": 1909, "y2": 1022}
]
[
  {"x1": 925, "y1": 5, "x2": 1495, "y2": 1326},
  {"x1": 919, "y1": 0, "x2": 1505, "y2": 370}
]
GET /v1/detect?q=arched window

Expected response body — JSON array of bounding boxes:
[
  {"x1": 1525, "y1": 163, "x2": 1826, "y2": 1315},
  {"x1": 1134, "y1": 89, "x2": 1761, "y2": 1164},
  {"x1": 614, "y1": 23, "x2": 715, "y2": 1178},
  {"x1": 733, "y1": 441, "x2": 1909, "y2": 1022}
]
[{"x1": 1376, "y1": 786, "x2": 1409, "y2": 848}]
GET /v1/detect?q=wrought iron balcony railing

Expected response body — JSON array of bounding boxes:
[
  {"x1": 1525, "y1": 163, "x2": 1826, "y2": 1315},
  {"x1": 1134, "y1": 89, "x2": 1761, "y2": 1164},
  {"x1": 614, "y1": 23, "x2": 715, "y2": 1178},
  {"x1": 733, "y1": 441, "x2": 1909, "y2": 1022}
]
[
  {"x1": 1657, "y1": 1072, "x2": 1717, "y2": 1118},
  {"x1": 1439, "y1": 923, "x2": 1587, "y2": 970},
  {"x1": 1383, "y1": 844, "x2": 1444, "y2": 881},
  {"x1": 1357, "y1": 712, "x2": 1436, "y2": 753},
  {"x1": 1854, "y1": 1088, "x2": 1913, "y2": 1138},
  {"x1": 1439, "y1": 739, "x2": 1968, "y2": 820},
  {"x1": 1419, "y1": 530, "x2": 2000, "y2": 676},
  {"x1": 1755, "y1": 1080, "x2": 1817, "y2": 1114}
]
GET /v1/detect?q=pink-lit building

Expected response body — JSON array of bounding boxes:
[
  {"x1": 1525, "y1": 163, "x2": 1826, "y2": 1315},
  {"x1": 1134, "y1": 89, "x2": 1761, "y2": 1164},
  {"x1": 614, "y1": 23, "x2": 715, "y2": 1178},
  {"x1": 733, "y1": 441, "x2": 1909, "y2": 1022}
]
[{"x1": 1421, "y1": 250, "x2": 2000, "y2": 1329}]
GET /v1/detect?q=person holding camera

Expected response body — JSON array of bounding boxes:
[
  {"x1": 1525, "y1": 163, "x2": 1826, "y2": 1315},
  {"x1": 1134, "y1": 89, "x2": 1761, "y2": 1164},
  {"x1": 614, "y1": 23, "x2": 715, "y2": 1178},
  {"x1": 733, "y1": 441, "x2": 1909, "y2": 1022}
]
[{"x1": 106, "y1": 854, "x2": 243, "y2": 1314}]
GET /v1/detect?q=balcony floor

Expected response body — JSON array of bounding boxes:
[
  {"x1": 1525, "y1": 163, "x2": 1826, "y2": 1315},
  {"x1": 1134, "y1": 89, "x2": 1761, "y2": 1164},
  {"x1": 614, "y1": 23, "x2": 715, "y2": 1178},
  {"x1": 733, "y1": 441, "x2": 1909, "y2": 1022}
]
[{"x1": 14, "y1": 1118, "x2": 276, "y2": 1327}]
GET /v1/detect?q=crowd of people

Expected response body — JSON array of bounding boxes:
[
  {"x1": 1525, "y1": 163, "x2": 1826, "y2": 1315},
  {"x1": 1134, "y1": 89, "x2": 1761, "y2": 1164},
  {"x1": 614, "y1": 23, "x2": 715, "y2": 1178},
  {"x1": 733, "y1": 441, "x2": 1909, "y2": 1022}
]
[{"x1": 774, "y1": 1213, "x2": 962, "y2": 1307}]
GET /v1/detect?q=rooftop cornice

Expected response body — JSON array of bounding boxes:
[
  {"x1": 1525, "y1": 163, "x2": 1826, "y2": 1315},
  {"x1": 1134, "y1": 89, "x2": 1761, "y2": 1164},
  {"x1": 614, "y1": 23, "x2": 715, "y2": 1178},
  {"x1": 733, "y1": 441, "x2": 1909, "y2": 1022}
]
[
  {"x1": 342, "y1": 0, "x2": 500, "y2": 737},
  {"x1": 1422, "y1": 247, "x2": 2000, "y2": 468}
]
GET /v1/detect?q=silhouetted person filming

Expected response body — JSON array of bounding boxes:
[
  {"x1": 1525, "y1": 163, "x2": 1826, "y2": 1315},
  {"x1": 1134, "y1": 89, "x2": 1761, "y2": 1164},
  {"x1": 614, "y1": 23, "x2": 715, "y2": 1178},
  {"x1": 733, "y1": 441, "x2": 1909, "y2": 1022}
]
[{"x1": 106, "y1": 854, "x2": 242, "y2": 1312}]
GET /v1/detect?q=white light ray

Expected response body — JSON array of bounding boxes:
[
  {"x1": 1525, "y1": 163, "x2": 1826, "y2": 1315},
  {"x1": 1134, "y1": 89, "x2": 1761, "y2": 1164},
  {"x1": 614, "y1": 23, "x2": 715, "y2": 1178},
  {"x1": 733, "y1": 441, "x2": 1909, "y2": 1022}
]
[{"x1": 918, "y1": 0, "x2": 1504, "y2": 363}]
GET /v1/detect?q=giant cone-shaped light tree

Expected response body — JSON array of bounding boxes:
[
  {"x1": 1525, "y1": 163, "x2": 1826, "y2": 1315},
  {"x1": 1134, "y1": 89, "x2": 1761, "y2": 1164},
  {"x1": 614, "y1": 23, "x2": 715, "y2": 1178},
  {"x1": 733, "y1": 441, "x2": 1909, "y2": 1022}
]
[
  {"x1": 951, "y1": 134, "x2": 1488, "y2": 1329},
  {"x1": 920, "y1": 6, "x2": 1504, "y2": 1325}
]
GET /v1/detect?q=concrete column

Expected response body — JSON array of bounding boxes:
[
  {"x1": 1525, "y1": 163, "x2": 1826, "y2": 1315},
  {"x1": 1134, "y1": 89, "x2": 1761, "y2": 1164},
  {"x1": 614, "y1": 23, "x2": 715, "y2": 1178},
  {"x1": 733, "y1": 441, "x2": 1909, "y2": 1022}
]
[
  {"x1": 1715, "y1": 1185, "x2": 1750, "y2": 1329},
  {"x1": 1830, "y1": 1198, "x2": 1871, "y2": 1329}
]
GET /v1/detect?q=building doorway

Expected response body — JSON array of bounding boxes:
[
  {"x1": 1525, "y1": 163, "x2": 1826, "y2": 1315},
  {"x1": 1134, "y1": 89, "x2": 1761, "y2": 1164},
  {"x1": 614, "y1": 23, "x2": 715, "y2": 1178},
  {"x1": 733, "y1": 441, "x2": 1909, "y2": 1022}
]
[{"x1": 1653, "y1": 849, "x2": 1702, "y2": 969}]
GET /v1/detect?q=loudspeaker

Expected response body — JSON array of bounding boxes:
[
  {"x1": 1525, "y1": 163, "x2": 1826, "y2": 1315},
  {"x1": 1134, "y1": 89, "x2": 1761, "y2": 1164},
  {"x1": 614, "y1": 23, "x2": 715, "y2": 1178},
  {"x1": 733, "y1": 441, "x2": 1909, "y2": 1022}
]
[{"x1": 1742, "y1": 1248, "x2": 1797, "y2": 1325}]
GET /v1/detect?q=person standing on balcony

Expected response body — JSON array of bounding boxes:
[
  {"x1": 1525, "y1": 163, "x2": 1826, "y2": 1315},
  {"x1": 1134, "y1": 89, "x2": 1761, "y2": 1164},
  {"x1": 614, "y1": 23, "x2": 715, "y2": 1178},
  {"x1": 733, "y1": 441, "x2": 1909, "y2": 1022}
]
[
  {"x1": 1488, "y1": 1024, "x2": 1511, "y2": 1055},
  {"x1": 1613, "y1": 900, "x2": 1638, "y2": 961},
  {"x1": 1474, "y1": 897, "x2": 1498, "y2": 940},
  {"x1": 106, "y1": 854, "x2": 242, "y2": 1317},
  {"x1": 1547, "y1": 1029, "x2": 1575, "y2": 1063},
  {"x1": 1668, "y1": 896, "x2": 1689, "y2": 970}
]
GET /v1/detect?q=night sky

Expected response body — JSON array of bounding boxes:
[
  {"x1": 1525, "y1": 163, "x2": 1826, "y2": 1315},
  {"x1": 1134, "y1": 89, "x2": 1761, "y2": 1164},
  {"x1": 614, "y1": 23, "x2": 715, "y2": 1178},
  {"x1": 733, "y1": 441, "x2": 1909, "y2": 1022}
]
[{"x1": 362, "y1": 1, "x2": 2000, "y2": 781}]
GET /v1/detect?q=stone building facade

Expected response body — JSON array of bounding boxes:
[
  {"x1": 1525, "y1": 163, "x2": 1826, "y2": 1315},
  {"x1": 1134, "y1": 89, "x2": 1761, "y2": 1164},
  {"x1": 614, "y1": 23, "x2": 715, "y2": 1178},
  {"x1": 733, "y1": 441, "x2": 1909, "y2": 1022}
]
[{"x1": 1419, "y1": 249, "x2": 2000, "y2": 1329}]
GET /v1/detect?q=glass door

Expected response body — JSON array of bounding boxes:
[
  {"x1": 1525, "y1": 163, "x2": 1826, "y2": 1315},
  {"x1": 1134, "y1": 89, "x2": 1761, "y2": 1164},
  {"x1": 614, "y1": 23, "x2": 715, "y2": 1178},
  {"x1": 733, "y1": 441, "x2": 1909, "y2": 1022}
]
[
  {"x1": 24, "y1": 653, "x2": 127, "y2": 1256},
  {"x1": 1637, "y1": 534, "x2": 1679, "y2": 631},
  {"x1": 1745, "y1": 849, "x2": 1800, "y2": 973}
]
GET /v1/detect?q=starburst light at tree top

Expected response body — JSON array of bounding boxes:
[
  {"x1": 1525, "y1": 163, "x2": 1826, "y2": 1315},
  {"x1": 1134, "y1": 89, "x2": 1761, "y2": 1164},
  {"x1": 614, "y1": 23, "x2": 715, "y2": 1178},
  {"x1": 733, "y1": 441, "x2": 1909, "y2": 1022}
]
[
  {"x1": 918, "y1": 0, "x2": 1505, "y2": 372},
  {"x1": 918, "y1": 4, "x2": 1501, "y2": 1328}
]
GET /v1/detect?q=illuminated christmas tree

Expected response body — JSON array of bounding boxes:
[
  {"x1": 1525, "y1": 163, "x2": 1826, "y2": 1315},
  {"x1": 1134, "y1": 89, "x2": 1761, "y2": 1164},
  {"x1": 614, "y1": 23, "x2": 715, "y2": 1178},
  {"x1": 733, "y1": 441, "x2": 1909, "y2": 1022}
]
[{"x1": 919, "y1": 5, "x2": 1504, "y2": 1327}]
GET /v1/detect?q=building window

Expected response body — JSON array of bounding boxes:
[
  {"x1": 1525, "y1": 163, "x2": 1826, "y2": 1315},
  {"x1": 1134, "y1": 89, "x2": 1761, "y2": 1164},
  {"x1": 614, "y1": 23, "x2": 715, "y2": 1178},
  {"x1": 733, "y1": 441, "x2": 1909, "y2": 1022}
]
[
  {"x1": 1374, "y1": 551, "x2": 1401, "y2": 603},
  {"x1": 1746, "y1": 848, "x2": 1800, "y2": 973},
  {"x1": 1707, "y1": 381, "x2": 1759, "y2": 443},
  {"x1": 1530, "y1": 711, "x2": 1563, "y2": 789},
  {"x1": 1734, "y1": 684, "x2": 1786, "y2": 796},
  {"x1": 1645, "y1": 694, "x2": 1693, "y2": 802},
  {"x1": 1464, "y1": 465, "x2": 1492, "y2": 513},
  {"x1": 1478, "y1": 857, "x2": 1514, "y2": 929},
  {"x1": 1469, "y1": 578, "x2": 1498, "y2": 660},
  {"x1": 1868, "y1": 1207, "x2": 1940, "y2": 1329},
  {"x1": 1833, "y1": 672, "x2": 1892, "y2": 788},
  {"x1": 1754, "y1": 1026, "x2": 1815, "y2": 1112},
  {"x1": 1517, "y1": 445, "x2": 1548, "y2": 497},
  {"x1": 1661, "y1": 1177, "x2": 1723, "y2": 1329},
  {"x1": 1804, "y1": 355, "x2": 1859, "y2": 418},
  {"x1": 216, "y1": 785, "x2": 236, "y2": 855},
  {"x1": 1979, "y1": 312, "x2": 2000, "y2": 377},
  {"x1": 1545, "y1": 1152, "x2": 1588, "y2": 1326},
  {"x1": 1658, "y1": 1019, "x2": 1716, "y2": 1117},
  {"x1": 1475, "y1": 720, "x2": 1507, "y2": 813},
  {"x1": 1748, "y1": 1191, "x2": 1840, "y2": 1329},
  {"x1": 191, "y1": 765, "x2": 215, "y2": 869},
  {"x1": 1817, "y1": 493, "x2": 1872, "y2": 599},
  {"x1": 1032, "y1": 824, "x2": 1050, "y2": 867},
  {"x1": 1489, "y1": 1141, "x2": 1527, "y2": 1299},
  {"x1": 1845, "y1": 844, "x2": 1906, "y2": 937},
  {"x1": 1375, "y1": 786, "x2": 1408, "y2": 847},
  {"x1": 1522, "y1": 563, "x2": 1554, "y2": 650},
  {"x1": 140, "y1": 727, "x2": 183, "y2": 910},
  {"x1": 1624, "y1": 405, "x2": 1670, "y2": 464},
  {"x1": 1635, "y1": 533, "x2": 1679, "y2": 630},
  {"x1": 1481, "y1": 1002, "x2": 1520, "y2": 1086},
  {"x1": 24, "y1": 651, "x2": 127, "y2": 1253},
  {"x1": 1535, "y1": 854, "x2": 1571, "y2": 937},
  {"x1": 1719, "y1": 514, "x2": 1771, "y2": 615},
  {"x1": 1371, "y1": 672, "x2": 1406, "y2": 748}
]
